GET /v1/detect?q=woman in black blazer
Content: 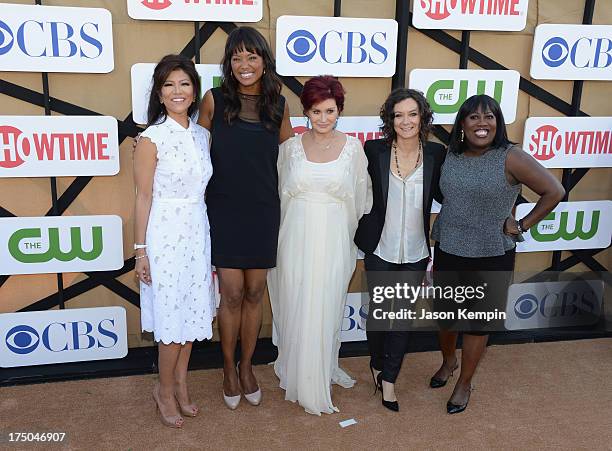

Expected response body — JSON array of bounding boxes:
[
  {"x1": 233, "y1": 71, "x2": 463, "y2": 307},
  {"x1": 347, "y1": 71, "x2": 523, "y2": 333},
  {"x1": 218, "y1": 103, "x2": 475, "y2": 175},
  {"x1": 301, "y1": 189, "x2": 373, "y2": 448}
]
[{"x1": 355, "y1": 88, "x2": 445, "y2": 411}]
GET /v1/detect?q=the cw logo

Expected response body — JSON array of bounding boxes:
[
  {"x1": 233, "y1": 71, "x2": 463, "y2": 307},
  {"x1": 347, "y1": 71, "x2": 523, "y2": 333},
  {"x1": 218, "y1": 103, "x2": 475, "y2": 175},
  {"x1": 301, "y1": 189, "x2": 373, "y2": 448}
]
[
  {"x1": 426, "y1": 79, "x2": 503, "y2": 113},
  {"x1": 531, "y1": 210, "x2": 600, "y2": 242},
  {"x1": 8, "y1": 227, "x2": 103, "y2": 263}
]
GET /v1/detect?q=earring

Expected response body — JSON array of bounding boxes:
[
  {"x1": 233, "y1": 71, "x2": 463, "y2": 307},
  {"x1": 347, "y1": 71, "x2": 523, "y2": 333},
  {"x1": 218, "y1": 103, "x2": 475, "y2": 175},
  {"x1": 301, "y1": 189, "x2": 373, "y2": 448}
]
[
  {"x1": 333, "y1": 119, "x2": 338, "y2": 130},
  {"x1": 460, "y1": 129, "x2": 464, "y2": 142},
  {"x1": 305, "y1": 117, "x2": 311, "y2": 129},
  {"x1": 263, "y1": 69, "x2": 266, "y2": 75}
]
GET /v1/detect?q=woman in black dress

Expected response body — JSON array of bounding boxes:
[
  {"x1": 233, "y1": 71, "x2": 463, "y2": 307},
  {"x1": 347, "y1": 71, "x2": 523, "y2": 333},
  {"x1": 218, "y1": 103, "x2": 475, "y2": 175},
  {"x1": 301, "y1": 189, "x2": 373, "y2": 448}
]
[{"x1": 198, "y1": 27, "x2": 293, "y2": 409}]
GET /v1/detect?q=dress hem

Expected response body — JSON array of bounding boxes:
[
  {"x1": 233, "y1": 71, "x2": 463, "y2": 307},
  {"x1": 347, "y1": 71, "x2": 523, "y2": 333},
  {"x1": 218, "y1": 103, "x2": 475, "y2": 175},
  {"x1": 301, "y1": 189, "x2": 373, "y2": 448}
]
[{"x1": 142, "y1": 328, "x2": 213, "y2": 345}]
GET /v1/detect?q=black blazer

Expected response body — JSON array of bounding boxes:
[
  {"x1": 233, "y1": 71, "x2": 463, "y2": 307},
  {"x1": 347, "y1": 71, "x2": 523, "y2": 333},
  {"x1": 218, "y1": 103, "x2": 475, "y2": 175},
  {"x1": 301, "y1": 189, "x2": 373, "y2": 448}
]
[{"x1": 354, "y1": 139, "x2": 446, "y2": 256}]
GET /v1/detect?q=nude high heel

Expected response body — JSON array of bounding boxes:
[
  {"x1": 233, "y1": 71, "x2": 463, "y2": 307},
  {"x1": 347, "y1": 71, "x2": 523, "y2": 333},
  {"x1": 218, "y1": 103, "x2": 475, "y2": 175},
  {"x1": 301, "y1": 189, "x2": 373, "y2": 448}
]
[
  {"x1": 153, "y1": 384, "x2": 184, "y2": 428},
  {"x1": 237, "y1": 361, "x2": 261, "y2": 406}
]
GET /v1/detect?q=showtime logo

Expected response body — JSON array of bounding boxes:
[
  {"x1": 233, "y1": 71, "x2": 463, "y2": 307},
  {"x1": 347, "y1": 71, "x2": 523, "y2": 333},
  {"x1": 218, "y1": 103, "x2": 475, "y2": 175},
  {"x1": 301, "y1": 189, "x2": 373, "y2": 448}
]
[
  {"x1": 421, "y1": 0, "x2": 520, "y2": 20},
  {"x1": 523, "y1": 117, "x2": 612, "y2": 169},
  {"x1": 0, "y1": 116, "x2": 119, "y2": 178},
  {"x1": 413, "y1": 0, "x2": 528, "y2": 31},
  {"x1": 0, "y1": 127, "x2": 110, "y2": 169},
  {"x1": 141, "y1": 0, "x2": 254, "y2": 8},
  {"x1": 129, "y1": 0, "x2": 261, "y2": 21},
  {"x1": 142, "y1": 0, "x2": 172, "y2": 9},
  {"x1": 529, "y1": 125, "x2": 611, "y2": 161}
]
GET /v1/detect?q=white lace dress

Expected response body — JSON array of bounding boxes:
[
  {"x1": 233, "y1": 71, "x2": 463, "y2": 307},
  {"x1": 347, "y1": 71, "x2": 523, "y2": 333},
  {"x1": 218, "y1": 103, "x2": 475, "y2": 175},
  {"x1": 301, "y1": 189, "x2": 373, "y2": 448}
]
[
  {"x1": 267, "y1": 134, "x2": 372, "y2": 415},
  {"x1": 139, "y1": 116, "x2": 215, "y2": 344}
]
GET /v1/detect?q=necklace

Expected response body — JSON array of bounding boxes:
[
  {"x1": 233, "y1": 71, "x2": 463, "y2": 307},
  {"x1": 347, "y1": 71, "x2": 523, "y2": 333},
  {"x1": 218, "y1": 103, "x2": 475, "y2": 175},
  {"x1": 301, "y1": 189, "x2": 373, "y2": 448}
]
[
  {"x1": 239, "y1": 92, "x2": 259, "y2": 101},
  {"x1": 393, "y1": 140, "x2": 422, "y2": 179},
  {"x1": 311, "y1": 132, "x2": 334, "y2": 151}
]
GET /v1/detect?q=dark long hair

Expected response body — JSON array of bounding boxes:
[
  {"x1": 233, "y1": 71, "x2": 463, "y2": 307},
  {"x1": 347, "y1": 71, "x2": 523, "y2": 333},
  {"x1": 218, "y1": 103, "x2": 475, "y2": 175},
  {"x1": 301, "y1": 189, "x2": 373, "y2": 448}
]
[
  {"x1": 146, "y1": 54, "x2": 201, "y2": 127},
  {"x1": 220, "y1": 26, "x2": 283, "y2": 132},
  {"x1": 448, "y1": 94, "x2": 513, "y2": 154},
  {"x1": 379, "y1": 88, "x2": 433, "y2": 145}
]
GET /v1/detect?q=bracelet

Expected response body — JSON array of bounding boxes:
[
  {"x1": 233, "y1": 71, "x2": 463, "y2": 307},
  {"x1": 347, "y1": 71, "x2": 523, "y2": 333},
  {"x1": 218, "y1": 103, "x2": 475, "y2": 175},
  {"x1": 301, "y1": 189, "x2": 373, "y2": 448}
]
[
  {"x1": 134, "y1": 243, "x2": 147, "y2": 250},
  {"x1": 135, "y1": 254, "x2": 148, "y2": 260},
  {"x1": 517, "y1": 219, "x2": 527, "y2": 234}
]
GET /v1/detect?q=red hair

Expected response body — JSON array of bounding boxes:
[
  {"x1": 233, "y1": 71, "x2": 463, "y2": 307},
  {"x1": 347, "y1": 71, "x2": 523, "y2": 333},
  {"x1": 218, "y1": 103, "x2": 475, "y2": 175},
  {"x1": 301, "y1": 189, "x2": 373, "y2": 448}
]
[{"x1": 300, "y1": 75, "x2": 345, "y2": 113}]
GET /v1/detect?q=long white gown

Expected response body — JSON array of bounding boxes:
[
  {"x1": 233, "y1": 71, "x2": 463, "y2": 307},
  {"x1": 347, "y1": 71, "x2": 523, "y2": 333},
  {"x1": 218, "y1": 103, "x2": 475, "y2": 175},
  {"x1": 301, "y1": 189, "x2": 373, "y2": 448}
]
[{"x1": 267, "y1": 134, "x2": 372, "y2": 415}]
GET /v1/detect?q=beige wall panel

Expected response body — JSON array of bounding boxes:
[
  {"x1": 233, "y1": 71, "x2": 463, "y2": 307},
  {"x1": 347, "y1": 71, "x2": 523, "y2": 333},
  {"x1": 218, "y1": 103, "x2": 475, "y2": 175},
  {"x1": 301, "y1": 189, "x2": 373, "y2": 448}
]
[
  {"x1": 1, "y1": 271, "x2": 83, "y2": 312},
  {"x1": 581, "y1": 81, "x2": 612, "y2": 116},
  {"x1": 468, "y1": 33, "x2": 533, "y2": 74},
  {"x1": 200, "y1": 27, "x2": 232, "y2": 65},
  {"x1": 338, "y1": 0, "x2": 395, "y2": 19},
  {"x1": 0, "y1": 93, "x2": 44, "y2": 116},
  {"x1": 0, "y1": 273, "x2": 56, "y2": 313},
  {"x1": 595, "y1": 249, "x2": 611, "y2": 268},
  {"x1": 407, "y1": 31, "x2": 461, "y2": 70},
  {"x1": 0, "y1": 177, "x2": 54, "y2": 216},
  {"x1": 0, "y1": 73, "x2": 45, "y2": 106},
  {"x1": 537, "y1": 1, "x2": 586, "y2": 24},
  {"x1": 593, "y1": 0, "x2": 612, "y2": 25},
  {"x1": 269, "y1": 0, "x2": 333, "y2": 25},
  {"x1": 338, "y1": 77, "x2": 393, "y2": 115}
]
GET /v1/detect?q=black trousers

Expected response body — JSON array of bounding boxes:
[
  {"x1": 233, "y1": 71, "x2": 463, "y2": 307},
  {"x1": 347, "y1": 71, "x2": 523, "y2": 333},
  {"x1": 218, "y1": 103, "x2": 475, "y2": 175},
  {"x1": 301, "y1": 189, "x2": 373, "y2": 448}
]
[{"x1": 364, "y1": 253, "x2": 429, "y2": 383}]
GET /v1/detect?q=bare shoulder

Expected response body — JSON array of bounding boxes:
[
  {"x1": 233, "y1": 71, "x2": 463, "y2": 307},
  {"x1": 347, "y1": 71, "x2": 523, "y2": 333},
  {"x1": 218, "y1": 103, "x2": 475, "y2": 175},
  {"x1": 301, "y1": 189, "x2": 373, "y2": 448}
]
[{"x1": 198, "y1": 90, "x2": 215, "y2": 129}]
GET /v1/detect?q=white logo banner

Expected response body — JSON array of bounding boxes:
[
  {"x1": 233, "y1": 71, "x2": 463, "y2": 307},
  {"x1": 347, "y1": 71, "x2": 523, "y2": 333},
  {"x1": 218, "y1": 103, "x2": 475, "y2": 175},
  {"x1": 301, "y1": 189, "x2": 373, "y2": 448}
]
[
  {"x1": 0, "y1": 3, "x2": 114, "y2": 73},
  {"x1": 413, "y1": 0, "x2": 529, "y2": 31},
  {"x1": 504, "y1": 279, "x2": 603, "y2": 330},
  {"x1": 516, "y1": 201, "x2": 612, "y2": 252},
  {"x1": 409, "y1": 69, "x2": 520, "y2": 124},
  {"x1": 523, "y1": 116, "x2": 612, "y2": 168},
  {"x1": 530, "y1": 24, "x2": 612, "y2": 80},
  {"x1": 0, "y1": 116, "x2": 119, "y2": 178},
  {"x1": 0, "y1": 215, "x2": 124, "y2": 275},
  {"x1": 131, "y1": 63, "x2": 222, "y2": 125},
  {"x1": 0, "y1": 307, "x2": 128, "y2": 368},
  {"x1": 127, "y1": 0, "x2": 262, "y2": 22},
  {"x1": 276, "y1": 15, "x2": 398, "y2": 77}
]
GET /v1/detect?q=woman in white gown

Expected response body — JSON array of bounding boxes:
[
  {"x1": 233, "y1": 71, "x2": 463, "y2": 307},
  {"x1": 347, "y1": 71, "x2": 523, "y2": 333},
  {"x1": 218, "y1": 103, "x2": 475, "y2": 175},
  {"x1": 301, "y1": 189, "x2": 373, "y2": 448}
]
[{"x1": 268, "y1": 76, "x2": 372, "y2": 415}]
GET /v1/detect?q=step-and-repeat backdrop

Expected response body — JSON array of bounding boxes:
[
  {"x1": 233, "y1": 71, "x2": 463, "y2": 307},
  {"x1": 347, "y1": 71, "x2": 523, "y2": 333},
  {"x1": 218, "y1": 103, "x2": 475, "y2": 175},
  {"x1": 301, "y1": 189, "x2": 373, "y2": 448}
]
[{"x1": 0, "y1": 0, "x2": 610, "y2": 368}]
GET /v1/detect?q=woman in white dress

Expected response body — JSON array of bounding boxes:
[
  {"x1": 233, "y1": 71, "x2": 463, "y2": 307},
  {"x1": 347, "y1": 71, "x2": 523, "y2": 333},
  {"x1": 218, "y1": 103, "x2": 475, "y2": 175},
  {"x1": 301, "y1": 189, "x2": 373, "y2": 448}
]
[
  {"x1": 134, "y1": 55, "x2": 215, "y2": 428},
  {"x1": 268, "y1": 76, "x2": 372, "y2": 415}
]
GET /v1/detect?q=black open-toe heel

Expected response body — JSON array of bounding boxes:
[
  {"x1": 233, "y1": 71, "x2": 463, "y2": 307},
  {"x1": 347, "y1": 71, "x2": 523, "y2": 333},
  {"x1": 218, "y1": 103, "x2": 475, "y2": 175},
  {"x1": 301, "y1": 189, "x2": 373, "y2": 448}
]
[
  {"x1": 370, "y1": 364, "x2": 382, "y2": 394},
  {"x1": 377, "y1": 373, "x2": 399, "y2": 412}
]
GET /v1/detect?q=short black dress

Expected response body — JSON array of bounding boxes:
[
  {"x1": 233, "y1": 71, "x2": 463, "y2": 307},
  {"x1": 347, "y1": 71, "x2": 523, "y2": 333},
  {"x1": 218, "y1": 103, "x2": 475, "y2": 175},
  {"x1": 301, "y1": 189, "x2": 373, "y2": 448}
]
[{"x1": 206, "y1": 87, "x2": 283, "y2": 269}]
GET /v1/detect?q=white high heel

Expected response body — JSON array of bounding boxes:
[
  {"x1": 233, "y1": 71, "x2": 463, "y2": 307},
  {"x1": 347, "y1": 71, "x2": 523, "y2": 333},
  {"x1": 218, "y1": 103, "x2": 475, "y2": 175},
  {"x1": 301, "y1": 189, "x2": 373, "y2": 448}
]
[
  {"x1": 244, "y1": 387, "x2": 262, "y2": 406},
  {"x1": 237, "y1": 361, "x2": 262, "y2": 406},
  {"x1": 223, "y1": 391, "x2": 241, "y2": 410}
]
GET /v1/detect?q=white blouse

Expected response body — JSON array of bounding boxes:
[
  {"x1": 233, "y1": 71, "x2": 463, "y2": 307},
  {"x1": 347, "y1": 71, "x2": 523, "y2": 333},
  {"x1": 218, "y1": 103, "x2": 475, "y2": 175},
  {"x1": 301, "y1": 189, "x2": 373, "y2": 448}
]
[{"x1": 374, "y1": 164, "x2": 429, "y2": 264}]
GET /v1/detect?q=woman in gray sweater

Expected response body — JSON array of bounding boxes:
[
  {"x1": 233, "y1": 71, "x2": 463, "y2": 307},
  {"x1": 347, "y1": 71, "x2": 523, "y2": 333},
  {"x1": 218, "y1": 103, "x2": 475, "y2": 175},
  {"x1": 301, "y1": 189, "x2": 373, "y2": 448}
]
[{"x1": 429, "y1": 94, "x2": 564, "y2": 414}]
